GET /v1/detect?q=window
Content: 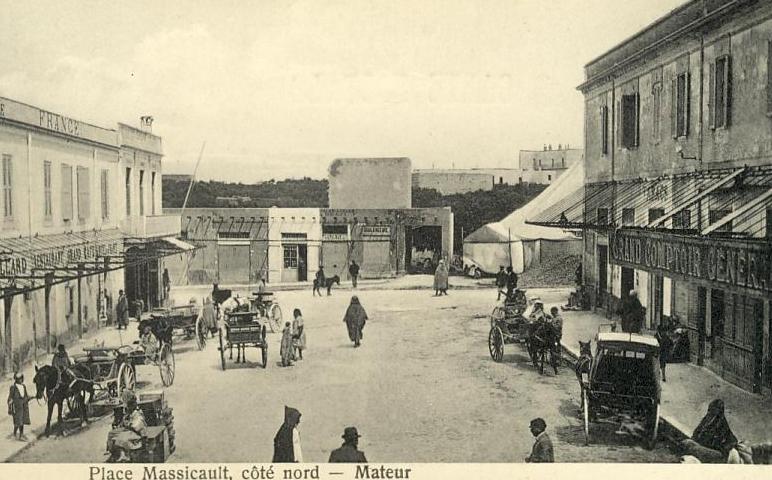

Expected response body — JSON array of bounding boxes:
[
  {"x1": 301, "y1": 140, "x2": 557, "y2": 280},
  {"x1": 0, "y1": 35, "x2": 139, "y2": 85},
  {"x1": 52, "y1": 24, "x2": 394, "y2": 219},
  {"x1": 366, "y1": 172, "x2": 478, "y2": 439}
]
[
  {"x1": 283, "y1": 245, "x2": 298, "y2": 268},
  {"x1": 600, "y1": 105, "x2": 609, "y2": 155},
  {"x1": 621, "y1": 93, "x2": 640, "y2": 149},
  {"x1": 101, "y1": 169, "x2": 109, "y2": 220},
  {"x1": 652, "y1": 82, "x2": 662, "y2": 141},
  {"x1": 673, "y1": 209, "x2": 691, "y2": 229},
  {"x1": 768, "y1": 41, "x2": 772, "y2": 115},
  {"x1": 151, "y1": 172, "x2": 156, "y2": 215},
  {"x1": 125, "y1": 167, "x2": 131, "y2": 216},
  {"x1": 499, "y1": 176, "x2": 503, "y2": 185},
  {"x1": 671, "y1": 73, "x2": 690, "y2": 138},
  {"x1": 138, "y1": 170, "x2": 145, "y2": 216},
  {"x1": 518, "y1": 177, "x2": 522, "y2": 183},
  {"x1": 597, "y1": 208, "x2": 609, "y2": 226},
  {"x1": 43, "y1": 161, "x2": 52, "y2": 219},
  {"x1": 551, "y1": 159, "x2": 555, "y2": 168},
  {"x1": 2, "y1": 155, "x2": 12, "y2": 219},
  {"x1": 547, "y1": 174, "x2": 552, "y2": 181},
  {"x1": 61, "y1": 164, "x2": 73, "y2": 221},
  {"x1": 648, "y1": 208, "x2": 665, "y2": 224},
  {"x1": 76, "y1": 167, "x2": 90, "y2": 221},
  {"x1": 533, "y1": 158, "x2": 537, "y2": 168},
  {"x1": 621, "y1": 208, "x2": 635, "y2": 226},
  {"x1": 709, "y1": 209, "x2": 732, "y2": 232},
  {"x1": 561, "y1": 158, "x2": 565, "y2": 167},
  {"x1": 710, "y1": 55, "x2": 732, "y2": 129},
  {"x1": 767, "y1": 208, "x2": 772, "y2": 238}
]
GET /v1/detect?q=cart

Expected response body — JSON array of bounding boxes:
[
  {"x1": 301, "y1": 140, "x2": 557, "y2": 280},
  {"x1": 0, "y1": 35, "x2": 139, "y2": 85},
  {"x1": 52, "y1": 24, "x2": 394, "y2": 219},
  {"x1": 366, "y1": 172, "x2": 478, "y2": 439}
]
[
  {"x1": 249, "y1": 291, "x2": 282, "y2": 333},
  {"x1": 578, "y1": 331, "x2": 661, "y2": 449},
  {"x1": 488, "y1": 289, "x2": 530, "y2": 362},
  {"x1": 218, "y1": 310, "x2": 268, "y2": 369},
  {"x1": 106, "y1": 391, "x2": 175, "y2": 463},
  {"x1": 145, "y1": 303, "x2": 207, "y2": 350}
]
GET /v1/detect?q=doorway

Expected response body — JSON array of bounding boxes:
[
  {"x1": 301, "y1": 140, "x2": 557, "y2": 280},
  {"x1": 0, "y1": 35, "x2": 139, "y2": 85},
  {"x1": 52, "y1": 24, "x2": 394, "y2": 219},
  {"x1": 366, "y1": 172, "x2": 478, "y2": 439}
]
[
  {"x1": 597, "y1": 245, "x2": 608, "y2": 307},
  {"x1": 298, "y1": 244, "x2": 308, "y2": 282},
  {"x1": 3, "y1": 294, "x2": 12, "y2": 373},
  {"x1": 697, "y1": 286, "x2": 707, "y2": 366},
  {"x1": 753, "y1": 299, "x2": 763, "y2": 393},
  {"x1": 621, "y1": 267, "x2": 634, "y2": 300},
  {"x1": 707, "y1": 289, "x2": 725, "y2": 371},
  {"x1": 125, "y1": 247, "x2": 160, "y2": 316},
  {"x1": 653, "y1": 274, "x2": 664, "y2": 327}
]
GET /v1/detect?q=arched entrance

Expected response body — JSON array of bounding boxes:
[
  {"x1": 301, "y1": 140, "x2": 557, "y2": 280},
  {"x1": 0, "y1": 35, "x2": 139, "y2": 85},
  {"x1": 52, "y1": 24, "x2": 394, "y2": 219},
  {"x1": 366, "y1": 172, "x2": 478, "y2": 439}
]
[{"x1": 125, "y1": 246, "x2": 160, "y2": 316}]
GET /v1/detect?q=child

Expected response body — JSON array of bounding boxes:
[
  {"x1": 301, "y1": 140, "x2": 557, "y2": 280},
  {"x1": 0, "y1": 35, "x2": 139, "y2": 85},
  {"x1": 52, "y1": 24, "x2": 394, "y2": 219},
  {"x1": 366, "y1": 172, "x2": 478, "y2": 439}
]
[
  {"x1": 7, "y1": 372, "x2": 32, "y2": 441},
  {"x1": 280, "y1": 322, "x2": 294, "y2": 367}
]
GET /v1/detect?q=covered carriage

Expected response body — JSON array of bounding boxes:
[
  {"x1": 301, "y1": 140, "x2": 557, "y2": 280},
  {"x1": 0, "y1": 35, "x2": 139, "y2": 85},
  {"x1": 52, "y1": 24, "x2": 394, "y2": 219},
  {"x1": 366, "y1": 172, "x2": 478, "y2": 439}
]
[{"x1": 218, "y1": 310, "x2": 269, "y2": 369}]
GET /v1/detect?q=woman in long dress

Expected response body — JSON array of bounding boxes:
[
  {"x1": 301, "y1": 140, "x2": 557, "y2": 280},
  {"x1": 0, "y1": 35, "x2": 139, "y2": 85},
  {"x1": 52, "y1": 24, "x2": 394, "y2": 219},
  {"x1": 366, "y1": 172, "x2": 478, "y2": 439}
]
[
  {"x1": 343, "y1": 296, "x2": 368, "y2": 348},
  {"x1": 292, "y1": 309, "x2": 307, "y2": 360},
  {"x1": 433, "y1": 260, "x2": 449, "y2": 296},
  {"x1": 280, "y1": 322, "x2": 294, "y2": 367}
]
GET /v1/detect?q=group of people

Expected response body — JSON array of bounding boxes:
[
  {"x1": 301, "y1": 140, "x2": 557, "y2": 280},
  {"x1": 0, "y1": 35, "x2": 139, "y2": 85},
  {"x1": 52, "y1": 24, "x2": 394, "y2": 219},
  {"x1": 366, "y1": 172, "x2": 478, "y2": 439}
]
[
  {"x1": 495, "y1": 265, "x2": 519, "y2": 301},
  {"x1": 273, "y1": 406, "x2": 367, "y2": 463},
  {"x1": 528, "y1": 301, "x2": 564, "y2": 344},
  {"x1": 280, "y1": 309, "x2": 308, "y2": 367}
]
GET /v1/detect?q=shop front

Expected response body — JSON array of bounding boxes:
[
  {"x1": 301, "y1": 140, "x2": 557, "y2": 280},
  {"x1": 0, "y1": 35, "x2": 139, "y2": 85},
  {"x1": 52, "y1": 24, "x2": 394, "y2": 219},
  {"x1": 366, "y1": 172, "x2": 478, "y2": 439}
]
[{"x1": 610, "y1": 228, "x2": 772, "y2": 393}]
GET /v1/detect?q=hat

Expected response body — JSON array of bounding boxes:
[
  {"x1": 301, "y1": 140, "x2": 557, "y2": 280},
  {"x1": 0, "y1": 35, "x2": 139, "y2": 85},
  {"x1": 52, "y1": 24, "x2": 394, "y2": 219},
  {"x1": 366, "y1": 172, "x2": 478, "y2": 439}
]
[
  {"x1": 14, "y1": 372, "x2": 23, "y2": 380},
  {"x1": 530, "y1": 418, "x2": 547, "y2": 430},
  {"x1": 342, "y1": 427, "x2": 361, "y2": 440}
]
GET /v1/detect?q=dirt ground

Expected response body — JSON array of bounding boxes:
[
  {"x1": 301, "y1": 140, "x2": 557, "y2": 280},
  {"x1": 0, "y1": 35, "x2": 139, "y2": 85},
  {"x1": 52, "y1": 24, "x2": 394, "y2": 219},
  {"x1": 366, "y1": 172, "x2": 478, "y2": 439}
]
[{"x1": 10, "y1": 286, "x2": 677, "y2": 463}]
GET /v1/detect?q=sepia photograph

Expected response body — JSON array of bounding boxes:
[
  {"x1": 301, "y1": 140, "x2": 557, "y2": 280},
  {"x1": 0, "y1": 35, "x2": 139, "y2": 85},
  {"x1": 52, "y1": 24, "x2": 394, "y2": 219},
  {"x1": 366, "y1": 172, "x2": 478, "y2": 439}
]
[{"x1": 0, "y1": 0, "x2": 771, "y2": 473}]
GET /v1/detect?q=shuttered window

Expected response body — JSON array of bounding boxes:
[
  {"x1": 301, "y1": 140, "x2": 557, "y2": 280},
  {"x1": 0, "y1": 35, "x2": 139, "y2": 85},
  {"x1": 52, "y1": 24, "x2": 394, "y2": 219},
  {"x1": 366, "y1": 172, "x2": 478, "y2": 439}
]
[
  {"x1": 76, "y1": 166, "x2": 90, "y2": 220},
  {"x1": 101, "y1": 169, "x2": 109, "y2": 220},
  {"x1": 43, "y1": 161, "x2": 52, "y2": 219},
  {"x1": 710, "y1": 55, "x2": 732, "y2": 129},
  {"x1": 672, "y1": 72, "x2": 690, "y2": 138},
  {"x1": 139, "y1": 170, "x2": 145, "y2": 216},
  {"x1": 61, "y1": 164, "x2": 73, "y2": 221},
  {"x1": 125, "y1": 167, "x2": 131, "y2": 216},
  {"x1": 151, "y1": 171, "x2": 156, "y2": 215},
  {"x1": 600, "y1": 105, "x2": 609, "y2": 155},
  {"x1": 2, "y1": 155, "x2": 12, "y2": 219},
  {"x1": 652, "y1": 83, "x2": 662, "y2": 141},
  {"x1": 621, "y1": 93, "x2": 640, "y2": 149}
]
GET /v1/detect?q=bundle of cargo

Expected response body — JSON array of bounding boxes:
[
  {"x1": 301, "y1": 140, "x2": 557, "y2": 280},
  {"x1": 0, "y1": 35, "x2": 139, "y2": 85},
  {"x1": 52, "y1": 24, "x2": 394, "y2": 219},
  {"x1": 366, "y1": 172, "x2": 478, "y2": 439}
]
[{"x1": 108, "y1": 390, "x2": 175, "y2": 462}]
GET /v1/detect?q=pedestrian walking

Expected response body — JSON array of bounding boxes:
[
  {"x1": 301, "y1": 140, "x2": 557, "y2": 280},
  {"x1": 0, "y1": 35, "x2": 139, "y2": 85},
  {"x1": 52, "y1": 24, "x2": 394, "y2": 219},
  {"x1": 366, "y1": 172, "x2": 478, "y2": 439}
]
[
  {"x1": 655, "y1": 323, "x2": 673, "y2": 382},
  {"x1": 617, "y1": 290, "x2": 644, "y2": 334},
  {"x1": 280, "y1": 322, "x2": 295, "y2": 367},
  {"x1": 433, "y1": 260, "x2": 449, "y2": 296},
  {"x1": 116, "y1": 289, "x2": 129, "y2": 330},
  {"x1": 200, "y1": 297, "x2": 218, "y2": 338},
  {"x1": 292, "y1": 308, "x2": 307, "y2": 360},
  {"x1": 680, "y1": 399, "x2": 738, "y2": 463},
  {"x1": 329, "y1": 427, "x2": 367, "y2": 463},
  {"x1": 7, "y1": 372, "x2": 32, "y2": 441},
  {"x1": 525, "y1": 418, "x2": 554, "y2": 463},
  {"x1": 273, "y1": 406, "x2": 303, "y2": 462},
  {"x1": 343, "y1": 296, "x2": 368, "y2": 347},
  {"x1": 162, "y1": 268, "x2": 171, "y2": 302},
  {"x1": 505, "y1": 266, "x2": 518, "y2": 300},
  {"x1": 349, "y1": 261, "x2": 360, "y2": 289},
  {"x1": 495, "y1": 266, "x2": 507, "y2": 300}
]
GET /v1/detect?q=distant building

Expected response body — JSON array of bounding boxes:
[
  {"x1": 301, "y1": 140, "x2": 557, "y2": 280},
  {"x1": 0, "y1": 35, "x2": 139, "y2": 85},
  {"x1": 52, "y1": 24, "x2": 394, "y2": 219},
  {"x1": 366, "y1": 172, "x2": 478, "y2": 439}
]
[
  {"x1": 328, "y1": 157, "x2": 411, "y2": 209},
  {"x1": 517, "y1": 145, "x2": 583, "y2": 184}
]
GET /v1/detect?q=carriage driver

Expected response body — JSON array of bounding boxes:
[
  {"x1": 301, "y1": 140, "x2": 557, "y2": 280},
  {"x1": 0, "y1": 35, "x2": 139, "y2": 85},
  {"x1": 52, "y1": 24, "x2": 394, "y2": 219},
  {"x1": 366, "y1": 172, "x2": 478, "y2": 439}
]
[
  {"x1": 51, "y1": 344, "x2": 76, "y2": 384},
  {"x1": 528, "y1": 301, "x2": 548, "y2": 324}
]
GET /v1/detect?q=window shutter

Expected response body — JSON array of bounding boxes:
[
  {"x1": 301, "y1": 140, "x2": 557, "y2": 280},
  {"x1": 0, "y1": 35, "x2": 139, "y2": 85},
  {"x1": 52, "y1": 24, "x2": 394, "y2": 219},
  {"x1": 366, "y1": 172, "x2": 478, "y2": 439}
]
[
  {"x1": 77, "y1": 167, "x2": 90, "y2": 220},
  {"x1": 616, "y1": 100, "x2": 621, "y2": 148},
  {"x1": 671, "y1": 78, "x2": 678, "y2": 138},
  {"x1": 635, "y1": 92, "x2": 640, "y2": 147},
  {"x1": 725, "y1": 55, "x2": 732, "y2": 127},
  {"x1": 768, "y1": 41, "x2": 772, "y2": 115},
  {"x1": 61, "y1": 164, "x2": 72, "y2": 221},
  {"x1": 708, "y1": 63, "x2": 716, "y2": 129},
  {"x1": 685, "y1": 72, "x2": 691, "y2": 137}
]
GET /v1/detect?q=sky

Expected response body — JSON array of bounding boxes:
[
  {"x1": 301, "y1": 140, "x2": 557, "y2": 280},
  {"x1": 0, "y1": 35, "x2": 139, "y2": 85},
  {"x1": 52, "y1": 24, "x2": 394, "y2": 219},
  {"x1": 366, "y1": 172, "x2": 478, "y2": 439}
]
[{"x1": 0, "y1": 0, "x2": 685, "y2": 182}]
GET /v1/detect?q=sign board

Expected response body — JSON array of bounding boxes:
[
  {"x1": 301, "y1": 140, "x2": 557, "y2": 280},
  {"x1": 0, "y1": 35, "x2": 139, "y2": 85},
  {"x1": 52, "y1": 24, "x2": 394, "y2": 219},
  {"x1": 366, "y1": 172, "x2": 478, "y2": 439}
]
[
  {"x1": 0, "y1": 96, "x2": 117, "y2": 147},
  {"x1": 322, "y1": 233, "x2": 349, "y2": 241},
  {"x1": 361, "y1": 225, "x2": 391, "y2": 237},
  {"x1": 0, "y1": 240, "x2": 123, "y2": 277},
  {"x1": 610, "y1": 229, "x2": 772, "y2": 294}
]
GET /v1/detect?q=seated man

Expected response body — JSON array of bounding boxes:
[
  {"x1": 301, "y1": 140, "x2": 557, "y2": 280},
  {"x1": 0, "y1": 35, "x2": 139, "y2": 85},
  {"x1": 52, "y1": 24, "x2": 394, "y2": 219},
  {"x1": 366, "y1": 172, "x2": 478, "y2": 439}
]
[
  {"x1": 139, "y1": 325, "x2": 158, "y2": 359},
  {"x1": 107, "y1": 393, "x2": 147, "y2": 462}
]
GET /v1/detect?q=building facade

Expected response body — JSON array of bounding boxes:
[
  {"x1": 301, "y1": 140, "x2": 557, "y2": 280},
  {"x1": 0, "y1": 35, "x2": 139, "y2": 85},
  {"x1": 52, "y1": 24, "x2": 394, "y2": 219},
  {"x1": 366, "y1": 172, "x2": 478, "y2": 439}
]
[
  {"x1": 576, "y1": 0, "x2": 772, "y2": 393},
  {"x1": 517, "y1": 146, "x2": 583, "y2": 184},
  {"x1": 0, "y1": 97, "x2": 186, "y2": 373}
]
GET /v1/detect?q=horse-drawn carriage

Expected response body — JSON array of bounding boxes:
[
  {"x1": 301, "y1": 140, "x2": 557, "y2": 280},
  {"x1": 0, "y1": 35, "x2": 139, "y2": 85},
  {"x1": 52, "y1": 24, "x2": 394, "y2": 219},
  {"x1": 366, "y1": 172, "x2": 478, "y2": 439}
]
[
  {"x1": 577, "y1": 330, "x2": 661, "y2": 449},
  {"x1": 488, "y1": 289, "x2": 530, "y2": 362},
  {"x1": 218, "y1": 309, "x2": 269, "y2": 369},
  {"x1": 142, "y1": 303, "x2": 207, "y2": 350},
  {"x1": 106, "y1": 391, "x2": 175, "y2": 463},
  {"x1": 248, "y1": 291, "x2": 282, "y2": 333}
]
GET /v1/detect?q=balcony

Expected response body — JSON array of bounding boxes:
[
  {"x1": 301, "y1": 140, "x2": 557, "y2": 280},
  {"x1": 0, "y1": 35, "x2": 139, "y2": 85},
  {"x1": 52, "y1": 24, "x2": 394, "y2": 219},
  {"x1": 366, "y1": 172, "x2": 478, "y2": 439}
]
[{"x1": 120, "y1": 215, "x2": 181, "y2": 239}]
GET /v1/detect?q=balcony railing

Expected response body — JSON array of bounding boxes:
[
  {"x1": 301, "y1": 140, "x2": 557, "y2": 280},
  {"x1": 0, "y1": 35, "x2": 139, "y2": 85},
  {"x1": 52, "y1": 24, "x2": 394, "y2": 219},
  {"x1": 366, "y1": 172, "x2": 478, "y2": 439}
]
[{"x1": 120, "y1": 215, "x2": 181, "y2": 239}]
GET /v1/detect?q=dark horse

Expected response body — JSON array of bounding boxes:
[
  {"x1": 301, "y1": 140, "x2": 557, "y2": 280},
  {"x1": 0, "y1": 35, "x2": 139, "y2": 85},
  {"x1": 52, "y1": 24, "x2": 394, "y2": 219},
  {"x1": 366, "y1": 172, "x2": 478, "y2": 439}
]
[
  {"x1": 32, "y1": 364, "x2": 94, "y2": 436},
  {"x1": 526, "y1": 321, "x2": 560, "y2": 375},
  {"x1": 313, "y1": 275, "x2": 340, "y2": 296}
]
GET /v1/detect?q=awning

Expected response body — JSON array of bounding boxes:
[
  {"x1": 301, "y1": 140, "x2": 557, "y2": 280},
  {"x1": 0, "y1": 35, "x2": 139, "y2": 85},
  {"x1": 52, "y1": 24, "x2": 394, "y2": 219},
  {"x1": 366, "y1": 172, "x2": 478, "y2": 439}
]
[
  {"x1": 525, "y1": 186, "x2": 585, "y2": 228},
  {"x1": 161, "y1": 236, "x2": 196, "y2": 252}
]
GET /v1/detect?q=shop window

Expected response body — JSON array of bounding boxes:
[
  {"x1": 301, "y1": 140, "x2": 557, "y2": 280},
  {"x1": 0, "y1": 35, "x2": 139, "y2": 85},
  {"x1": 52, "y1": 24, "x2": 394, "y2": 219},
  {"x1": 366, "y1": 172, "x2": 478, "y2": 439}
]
[
  {"x1": 621, "y1": 93, "x2": 640, "y2": 149},
  {"x1": 283, "y1": 245, "x2": 298, "y2": 268},
  {"x1": 61, "y1": 164, "x2": 73, "y2": 221},
  {"x1": 621, "y1": 208, "x2": 635, "y2": 226},
  {"x1": 43, "y1": 161, "x2": 52, "y2": 219},
  {"x1": 672, "y1": 209, "x2": 691, "y2": 229},
  {"x1": 710, "y1": 55, "x2": 732, "y2": 129},
  {"x1": 709, "y1": 209, "x2": 732, "y2": 232},
  {"x1": 2, "y1": 154, "x2": 12, "y2": 219},
  {"x1": 671, "y1": 72, "x2": 690, "y2": 138},
  {"x1": 648, "y1": 208, "x2": 665, "y2": 224},
  {"x1": 597, "y1": 208, "x2": 609, "y2": 226},
  {"x1": 600, "y1": 105, "x2": 609, "y2": 155}
]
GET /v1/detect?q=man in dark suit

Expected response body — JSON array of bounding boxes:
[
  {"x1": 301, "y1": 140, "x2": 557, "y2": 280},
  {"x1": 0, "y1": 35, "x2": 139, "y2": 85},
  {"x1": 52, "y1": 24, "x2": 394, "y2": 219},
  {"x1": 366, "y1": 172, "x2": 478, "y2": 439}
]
[
  {"x1": 329, "y1": 427, "x2": 367, "y2": 463},
  {"x1": 525, "y1": 418, "x2": 554, "y2": 463}
]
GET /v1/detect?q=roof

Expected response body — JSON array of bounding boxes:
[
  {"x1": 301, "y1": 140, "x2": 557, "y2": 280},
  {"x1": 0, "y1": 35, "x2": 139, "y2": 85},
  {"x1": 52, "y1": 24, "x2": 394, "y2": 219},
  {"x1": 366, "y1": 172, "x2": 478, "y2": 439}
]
[{"x1": 596, "y1": 332, "x2": 660, "y2": 349}]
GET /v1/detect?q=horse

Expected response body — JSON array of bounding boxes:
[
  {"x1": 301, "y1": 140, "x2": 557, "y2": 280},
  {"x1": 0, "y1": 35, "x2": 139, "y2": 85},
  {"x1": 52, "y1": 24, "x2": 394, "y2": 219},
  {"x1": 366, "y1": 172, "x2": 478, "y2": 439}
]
[
  {"x1": 526, "y1": 321, "x2": 560, "y2": 375},
  {"x1": 32, "y1": 364, "x2": 94, "y2": 436},
  {"x1": 313, "y1": 275, "x2": 340, "y2": 296},
  {"x1": 574, "y1": 340, "x2": 593, "y2": 383}
]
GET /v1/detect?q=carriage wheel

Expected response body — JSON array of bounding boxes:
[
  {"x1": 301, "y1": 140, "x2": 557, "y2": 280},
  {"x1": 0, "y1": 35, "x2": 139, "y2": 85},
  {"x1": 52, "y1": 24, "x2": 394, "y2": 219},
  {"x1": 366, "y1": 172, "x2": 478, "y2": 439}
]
[
  {"x1": 488, "y1": 327, "x2": 504, "y2": 362},
  {"x1": 647, "y1": 404, "x2": 661, "y2": 450},
  {"x1": 195, "y1": 317, "x2": 207, "y2": 351},
  {"x1": 582, "y1": 389, "x2": 590, "y2": 445},
  {"x1": 490, "y1": 307, "x2": 505, "y2": 329},
  {"x1": 218, "y1": 328, "x2": 226, "y2": 371},
  {"x1": 262, "y1": 343, "x2": 268, "y2": 369},
  {"x1": 159, "y1": 343, "x2": 175, "y2": 386},
  {"x1": 269, "y1": 304, "x2": 282, "y2": 333},
  {"x1": 117, "y1": 363, "x2": 136, "y2": 398}
]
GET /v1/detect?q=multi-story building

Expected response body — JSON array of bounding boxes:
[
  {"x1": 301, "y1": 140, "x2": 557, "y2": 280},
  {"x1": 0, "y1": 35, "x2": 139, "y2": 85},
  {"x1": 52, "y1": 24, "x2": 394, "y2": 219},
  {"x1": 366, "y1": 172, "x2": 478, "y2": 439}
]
[
  {"x1": 517, "y1": 145, "x2": 583, "y2": 184},
  {"x1": 531, "y1": 0, "x2": 772, "y2": 393},
  {"x1": 0, "y1": 97, "x2": 189, "y2": 373}
]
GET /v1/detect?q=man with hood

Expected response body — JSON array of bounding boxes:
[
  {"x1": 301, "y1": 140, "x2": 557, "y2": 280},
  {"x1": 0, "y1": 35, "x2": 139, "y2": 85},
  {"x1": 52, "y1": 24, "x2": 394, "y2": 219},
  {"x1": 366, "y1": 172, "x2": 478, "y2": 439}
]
[
  {"x1": 680, "y1": 399, "x2": 738, "y2": 463},
  {"x1": 343, "y1": 296, "x2": 368, "y2": 347},
  {"x1": 617, "y1": 290, "x2": 644, "y2": 333},
  {"x1": 273, "y1": 406, "x2": 303, "y2": 462},
  {"x1": 329, "y1": 427, "x2": 367, "y2": 463},
  {"x1": 116, "y1": 290, "x2": 129, "y2": 330},
  {"x1": 199, "y1": 297, "x2": 218, "y2": 338},
  {"x1": 433, "y1": 260, "x2": 449, "y2": 296}
]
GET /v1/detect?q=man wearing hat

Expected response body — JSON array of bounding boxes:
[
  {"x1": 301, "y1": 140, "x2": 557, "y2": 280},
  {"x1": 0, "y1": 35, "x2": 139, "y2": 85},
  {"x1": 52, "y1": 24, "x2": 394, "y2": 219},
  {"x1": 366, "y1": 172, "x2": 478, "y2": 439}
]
[
  {"x1": 329, "y1": 427, "x2": 368, "y2": 463},
  {"x1": 525, "y1": 418, "x2": 554, "y2": 463},
  {"x1": 7, "y1": 372, "x2": 32, "y2": 441}
]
